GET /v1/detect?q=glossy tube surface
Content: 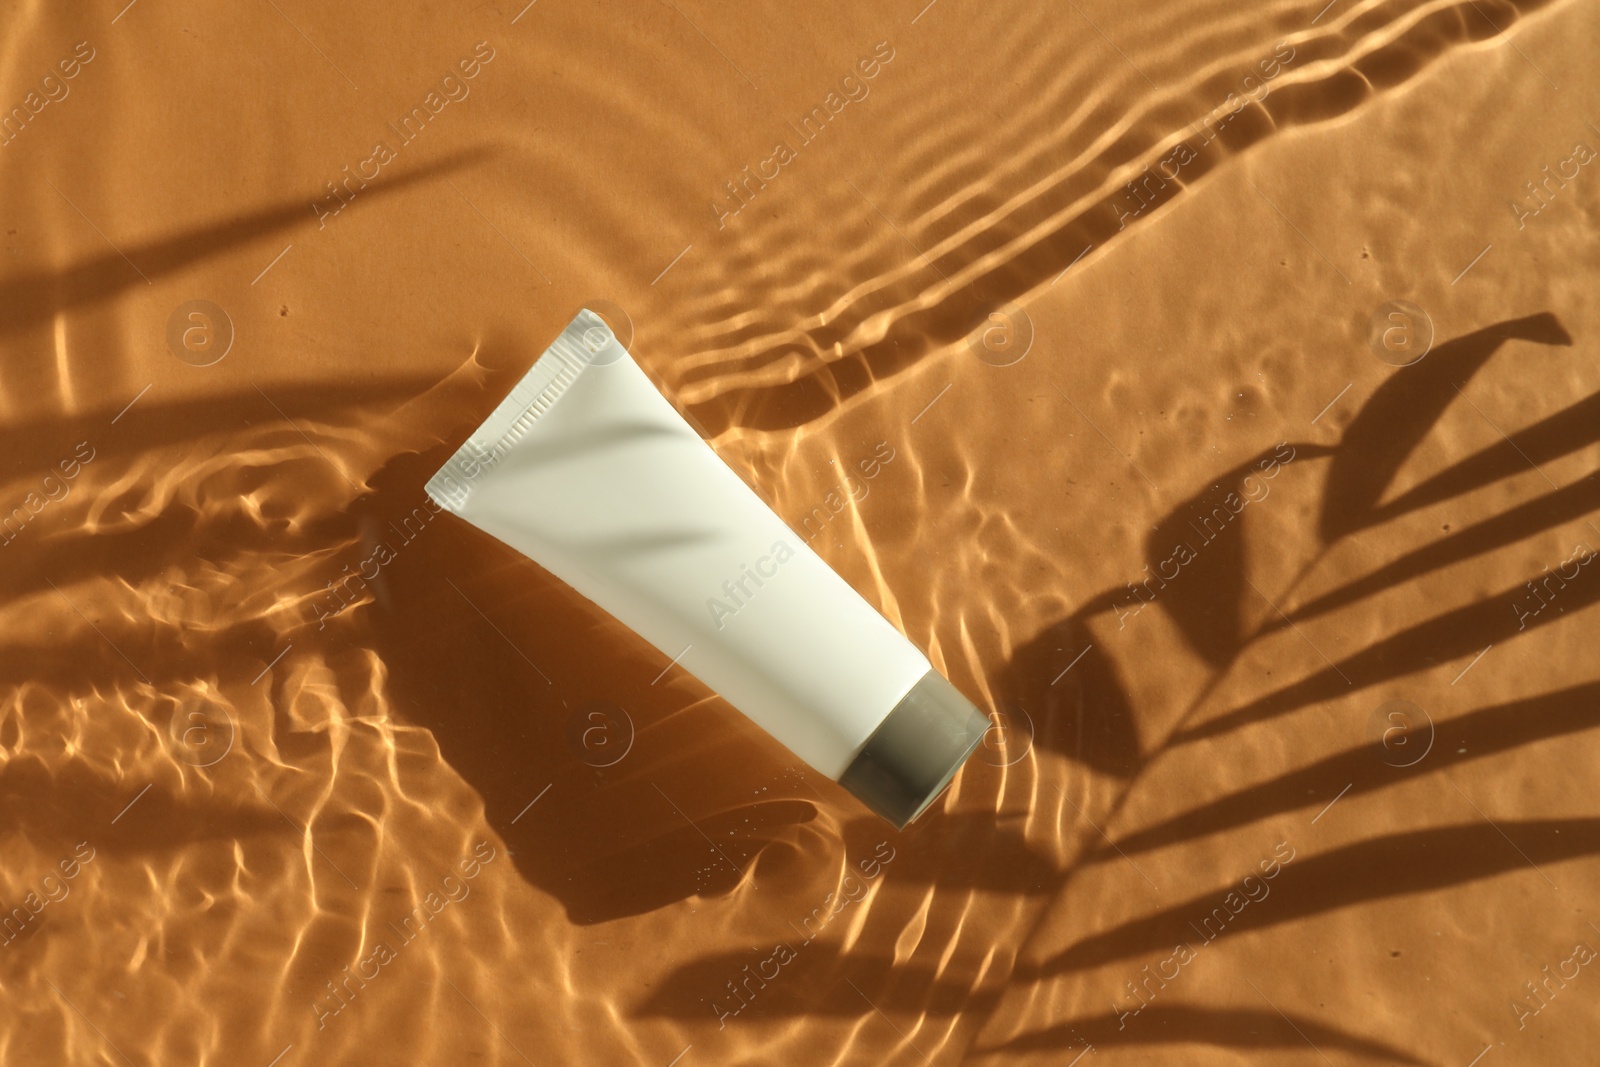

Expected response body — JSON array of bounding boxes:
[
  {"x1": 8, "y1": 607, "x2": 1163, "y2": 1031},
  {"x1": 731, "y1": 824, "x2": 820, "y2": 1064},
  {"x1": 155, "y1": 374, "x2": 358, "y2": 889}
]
[{"x1": 426, "y1": 311, "x2": 987, "y2": 826}]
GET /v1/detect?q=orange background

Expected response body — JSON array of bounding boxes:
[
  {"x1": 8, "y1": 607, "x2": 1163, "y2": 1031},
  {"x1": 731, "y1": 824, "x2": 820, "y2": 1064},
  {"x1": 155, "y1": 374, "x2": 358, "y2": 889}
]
[{"x1": 2, "y1": 0, "x2": 1598, "y2": 1063}]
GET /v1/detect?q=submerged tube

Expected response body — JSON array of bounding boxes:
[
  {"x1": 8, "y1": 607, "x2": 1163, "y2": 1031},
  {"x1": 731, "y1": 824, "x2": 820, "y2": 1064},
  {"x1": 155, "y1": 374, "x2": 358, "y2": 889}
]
[{"x1": 425, "y1": 310, "x2": 989, "y2": 827}]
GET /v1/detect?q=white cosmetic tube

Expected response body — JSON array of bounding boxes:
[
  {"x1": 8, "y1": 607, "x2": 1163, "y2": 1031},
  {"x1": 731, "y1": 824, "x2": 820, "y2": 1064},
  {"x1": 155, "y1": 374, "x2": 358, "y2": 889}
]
[{"x1": 426, "y1": 310, "x2": 988, "y2": 827}]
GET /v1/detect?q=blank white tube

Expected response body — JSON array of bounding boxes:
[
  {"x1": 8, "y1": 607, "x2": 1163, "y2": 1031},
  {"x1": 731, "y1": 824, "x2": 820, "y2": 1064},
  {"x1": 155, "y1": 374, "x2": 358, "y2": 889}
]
[{"x1": 426, "y1": 310, "x2": 988, "y2": 827}]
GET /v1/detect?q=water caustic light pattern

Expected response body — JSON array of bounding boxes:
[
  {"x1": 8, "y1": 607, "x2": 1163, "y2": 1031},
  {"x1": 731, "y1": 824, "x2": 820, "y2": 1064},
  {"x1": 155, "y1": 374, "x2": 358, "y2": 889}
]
[{"x1": 1, "y1": 0, "x2": 1597, "y2": 1064}]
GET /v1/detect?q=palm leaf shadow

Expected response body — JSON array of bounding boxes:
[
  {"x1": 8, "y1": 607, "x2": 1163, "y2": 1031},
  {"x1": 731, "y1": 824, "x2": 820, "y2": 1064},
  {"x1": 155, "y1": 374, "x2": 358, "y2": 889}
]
[
  {"x1": 979, "y1": 1006, "x2": 1429, "y2": 1064},
  {"x1": 992, "y1": 616, "x2": 1142, "y2": 778},
  {"x1": 1031, "y1": 819, "x2": 1600, "y2": 976},
  {"x1": 1318, "y1": 311, "x2": 1571, "y2": 542},
  {"x1": 0, "y1": 147, "x2": 490, "y2": 341},
  {"x1": 971, "y1": 308, "x2": 1587, "y2": 1057},
  {"x1": 1146, "y1": 311, "x2": 1587, "y2": 743},
  {"x1": 1285, "y1": 464, "x2": 1599, "y2": 626},
  {"x1": 1176, "y1": 548, "x2": 1600, "y2": 746},
  {"x1": 1099, "y1": 681, "x2": 1600, "y2": 859},
  {"x1": 1141, "y1": 443, "x2": 1321, "y2": 666},
  {"x1": 1371, "y1": 388, "x2": 1600, "y2": 527}
]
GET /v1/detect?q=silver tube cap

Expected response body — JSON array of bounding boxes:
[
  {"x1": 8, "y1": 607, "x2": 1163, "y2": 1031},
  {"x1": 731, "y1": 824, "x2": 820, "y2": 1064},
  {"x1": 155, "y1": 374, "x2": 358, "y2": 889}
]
[{"x1": 838, "y1": 671, "x2": 990, "y2": 829}]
